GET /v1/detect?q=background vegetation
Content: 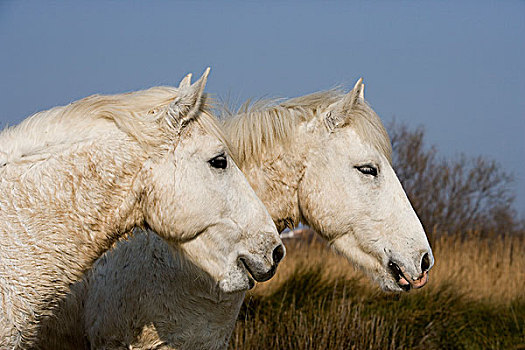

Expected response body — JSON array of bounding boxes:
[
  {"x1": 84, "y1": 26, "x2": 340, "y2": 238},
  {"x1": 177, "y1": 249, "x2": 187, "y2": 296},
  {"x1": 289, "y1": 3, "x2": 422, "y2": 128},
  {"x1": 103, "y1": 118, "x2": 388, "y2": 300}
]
[{"x1": 229, "y1": 124, "x2": 525, "y2": 349}]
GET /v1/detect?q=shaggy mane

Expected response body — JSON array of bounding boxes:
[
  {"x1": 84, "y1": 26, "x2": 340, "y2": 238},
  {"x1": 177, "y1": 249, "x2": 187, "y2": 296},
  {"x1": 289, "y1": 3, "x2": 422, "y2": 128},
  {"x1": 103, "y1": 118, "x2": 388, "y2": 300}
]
[
  {"x1": 222, "y1": 89, "x2": 392, "y2": 166},
  {"x1": 0, "y1": 87, "x2": 224, "y2": 166}
]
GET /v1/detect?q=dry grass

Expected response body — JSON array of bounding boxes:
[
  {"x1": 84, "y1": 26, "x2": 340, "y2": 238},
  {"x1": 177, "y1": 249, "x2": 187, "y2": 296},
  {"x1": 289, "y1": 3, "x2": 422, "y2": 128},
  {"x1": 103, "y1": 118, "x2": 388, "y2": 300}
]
[
  {"x1": 229, "y1": 233, "x2": 525, "y2": 349},
  {"x1": 429, "y1": 233, "x2": 524, "y2": 302},
  {"x1": 254, "y1": 233, "x2": 524, "y2": 302}
]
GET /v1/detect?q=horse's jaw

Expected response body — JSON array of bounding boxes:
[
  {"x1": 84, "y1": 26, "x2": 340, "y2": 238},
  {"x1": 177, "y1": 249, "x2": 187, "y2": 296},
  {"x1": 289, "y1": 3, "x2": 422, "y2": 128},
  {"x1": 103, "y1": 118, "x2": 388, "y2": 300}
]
[{"x1": 331, "y1": 232, "x2": 434, "y2": 292}]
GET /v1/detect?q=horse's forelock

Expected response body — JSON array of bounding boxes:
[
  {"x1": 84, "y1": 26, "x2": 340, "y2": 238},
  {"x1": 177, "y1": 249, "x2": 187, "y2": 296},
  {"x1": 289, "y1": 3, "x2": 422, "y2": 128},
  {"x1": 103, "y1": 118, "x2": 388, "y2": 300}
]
[
  {"x1": 345, "y1": 102, "x2": 393, "y2": 164},
  {"x1": 193, "y1": 107, "x2": 238, "y2": 163}
]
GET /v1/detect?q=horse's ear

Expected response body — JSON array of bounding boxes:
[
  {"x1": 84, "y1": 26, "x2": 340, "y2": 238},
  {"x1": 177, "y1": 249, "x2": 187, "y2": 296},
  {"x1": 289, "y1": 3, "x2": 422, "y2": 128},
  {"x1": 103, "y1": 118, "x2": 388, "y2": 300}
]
[
  {"x1": 324, "y1": 78, "x2": 364, "y2": 131},
  {"x1": 166, "y1": 67, "x2": 210, "y2": 130},
  {"x1": 340, "y1": 77, "x2": 364, "y2": 111},
  {"x1": 178, "y1": 73, "x2": 192, "y2": 89}
]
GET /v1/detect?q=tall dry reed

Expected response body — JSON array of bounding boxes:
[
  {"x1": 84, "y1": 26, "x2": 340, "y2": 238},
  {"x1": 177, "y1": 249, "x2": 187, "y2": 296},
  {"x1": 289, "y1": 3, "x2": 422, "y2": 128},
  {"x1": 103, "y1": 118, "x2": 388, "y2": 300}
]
[{"x1": 229, "y1": 233, "x2": 524, "y2": 349}]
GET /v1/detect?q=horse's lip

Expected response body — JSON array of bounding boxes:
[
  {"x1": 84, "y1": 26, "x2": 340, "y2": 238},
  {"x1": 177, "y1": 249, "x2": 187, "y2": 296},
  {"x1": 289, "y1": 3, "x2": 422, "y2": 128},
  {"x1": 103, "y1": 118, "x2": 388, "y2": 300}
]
[
  {"x1": 387, "y1": 260, "x2": 411, "y2": 292},
  {"x1": 239, "y1": 257, "x2": 276, "y2": 284},
  {"x1": 239, "y1": 258, "x2": 256, "y2": 289}
]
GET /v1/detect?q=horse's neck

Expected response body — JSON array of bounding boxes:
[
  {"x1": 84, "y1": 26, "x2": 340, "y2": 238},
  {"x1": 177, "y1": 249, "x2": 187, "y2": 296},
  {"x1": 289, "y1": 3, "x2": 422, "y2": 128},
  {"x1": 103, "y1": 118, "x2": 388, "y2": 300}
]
[
  {"x1": 80, "y1": 230, "x2": 243, "y2": 348},
  {"x1": 164, "y1": 239, "x2": 245, "y2": 341},
  {"x1": 110, "y1": 230, "x2": 243, "y2": 318},
  {"x1": 241, "y1": 140, "x2": 308, "y2": 232},
  {"x1": 0, "y1": 139, "x2": 145, "y2": 302}
]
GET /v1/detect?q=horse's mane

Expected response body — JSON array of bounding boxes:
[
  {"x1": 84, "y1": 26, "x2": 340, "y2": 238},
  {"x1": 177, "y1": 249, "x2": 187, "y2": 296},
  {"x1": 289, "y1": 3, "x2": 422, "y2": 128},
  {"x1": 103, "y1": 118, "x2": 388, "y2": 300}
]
[
  {"x1": 0, "y1": 87, "x2": 224, "y2": 166},
  {"x1": 222, "y1": 89, "x2": 392, "y2": 166}
]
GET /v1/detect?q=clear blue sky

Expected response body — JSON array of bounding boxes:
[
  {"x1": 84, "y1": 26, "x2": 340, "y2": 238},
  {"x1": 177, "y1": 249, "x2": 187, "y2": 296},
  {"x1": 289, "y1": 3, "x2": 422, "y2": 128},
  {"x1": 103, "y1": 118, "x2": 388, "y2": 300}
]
[{"x1": 1, "y1": 1, "x2": 524, "y2": 212}]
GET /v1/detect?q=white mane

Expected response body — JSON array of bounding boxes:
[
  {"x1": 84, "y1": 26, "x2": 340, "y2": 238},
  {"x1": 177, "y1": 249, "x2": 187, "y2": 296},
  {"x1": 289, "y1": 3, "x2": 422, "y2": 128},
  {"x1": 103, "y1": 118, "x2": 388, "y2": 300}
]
[
  {"x1": 0, "y1": 87, "x2": 225, "y2": 167},
  {"x1": 222, "y1": 89, "x2": 392, "y2": 166}
]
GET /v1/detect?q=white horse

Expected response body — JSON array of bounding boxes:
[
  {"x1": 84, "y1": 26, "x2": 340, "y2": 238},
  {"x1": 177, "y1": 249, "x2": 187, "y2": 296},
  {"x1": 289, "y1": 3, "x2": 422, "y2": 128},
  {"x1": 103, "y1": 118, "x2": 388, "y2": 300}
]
[
  {"x1": 40, "y1": 78, "x2": 434, "y2": 349},
  {"x1": 0, "y1": 69, "x2": 283, "y2": 349}
]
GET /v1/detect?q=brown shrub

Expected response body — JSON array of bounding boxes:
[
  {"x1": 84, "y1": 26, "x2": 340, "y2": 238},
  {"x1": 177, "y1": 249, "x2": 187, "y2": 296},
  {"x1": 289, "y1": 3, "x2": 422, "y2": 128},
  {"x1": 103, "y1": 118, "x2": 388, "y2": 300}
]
[{"x1": 389, "y1": 121, "x2": 523, "y2": 237}]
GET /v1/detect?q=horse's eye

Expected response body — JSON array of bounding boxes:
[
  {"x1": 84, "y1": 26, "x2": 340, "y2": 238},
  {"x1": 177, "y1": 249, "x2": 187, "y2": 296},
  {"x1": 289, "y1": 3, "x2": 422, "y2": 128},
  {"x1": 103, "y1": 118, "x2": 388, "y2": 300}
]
[
  {"x1": 209, "y1": 154, "x2": 227, "y2": 169},
  {"x1": 355, "y1": 165, "x2": 378, "y2": 177}
]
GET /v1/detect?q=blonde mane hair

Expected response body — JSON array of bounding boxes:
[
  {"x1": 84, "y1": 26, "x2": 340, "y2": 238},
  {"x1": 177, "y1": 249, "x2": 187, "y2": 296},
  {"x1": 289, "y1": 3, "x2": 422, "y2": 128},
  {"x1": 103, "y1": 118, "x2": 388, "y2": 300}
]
[
  {"x1": 222, "y1": 89, "x2": 392, "y2": 166},
  {"x1": 0, "y1": 87, "x2": 226, "y2": 166}
]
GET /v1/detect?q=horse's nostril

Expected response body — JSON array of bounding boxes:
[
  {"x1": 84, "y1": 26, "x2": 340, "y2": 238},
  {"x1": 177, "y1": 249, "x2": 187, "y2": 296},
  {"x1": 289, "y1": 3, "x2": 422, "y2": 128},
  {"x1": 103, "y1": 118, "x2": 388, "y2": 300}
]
[
  {"x1": 421, "y1": 253, "x2": 431, "y2": 272},
  {"x1": 272, "y1": 244, "x2": 285, "y2": 265}
]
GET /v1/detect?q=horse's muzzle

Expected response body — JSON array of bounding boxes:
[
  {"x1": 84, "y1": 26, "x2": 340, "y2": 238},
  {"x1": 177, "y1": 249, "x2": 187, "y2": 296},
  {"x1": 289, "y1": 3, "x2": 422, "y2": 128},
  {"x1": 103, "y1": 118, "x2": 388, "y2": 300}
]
[{"x1": 239, "y1": 244, "x2": 285, "y2": 282}]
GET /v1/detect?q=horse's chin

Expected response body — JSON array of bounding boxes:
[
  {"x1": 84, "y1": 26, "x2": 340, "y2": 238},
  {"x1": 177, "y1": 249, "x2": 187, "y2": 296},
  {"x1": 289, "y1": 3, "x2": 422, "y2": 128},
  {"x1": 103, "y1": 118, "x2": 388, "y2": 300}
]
[
  {"x1": 376, "y1": 273, "x2": 410, "y2": 292},
  {"x1": 331, "y1": 234, "x2": 429, "y2": 293},
  {"x1": 218, "y1": 264, "x2": 254, "y2": 294},
  {"x1": 375, "y1": 263, "x2": 424, "y2": 292},
  {"x1": 349, "y1": 262, "x2": 409, "y2": 292}
]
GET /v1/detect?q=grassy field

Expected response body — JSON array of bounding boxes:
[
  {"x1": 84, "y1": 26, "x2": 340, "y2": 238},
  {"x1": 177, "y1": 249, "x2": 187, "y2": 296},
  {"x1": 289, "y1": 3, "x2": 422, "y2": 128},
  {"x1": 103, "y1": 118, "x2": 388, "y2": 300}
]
[{"x1": 229, "y1": 233, "x2": 525, "y2": 350}]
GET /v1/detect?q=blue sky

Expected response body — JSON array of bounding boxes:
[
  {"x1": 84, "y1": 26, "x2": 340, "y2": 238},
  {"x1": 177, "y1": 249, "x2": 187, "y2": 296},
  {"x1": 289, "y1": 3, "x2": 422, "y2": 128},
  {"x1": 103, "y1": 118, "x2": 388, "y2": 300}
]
[{"x1": 1, "y1": 1, "x2": 524, "y2": 212}]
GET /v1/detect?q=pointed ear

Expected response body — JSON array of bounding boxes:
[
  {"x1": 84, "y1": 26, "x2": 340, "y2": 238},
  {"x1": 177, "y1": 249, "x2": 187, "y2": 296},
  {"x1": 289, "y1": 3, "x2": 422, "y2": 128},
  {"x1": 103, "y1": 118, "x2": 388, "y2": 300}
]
[
  {"x1": 324, "y1": 78, "x2": 364, "y2": 131},
  {"x1": 340, "y1": 77, "x2": 364, "y2": 110},
  {"x1": 358, "y1": 82, "x2": 364, "y2": 100},
  {"x1": 178, "y1": 73, "x2": 192, "y2": 89},
  {"x1": 166, "y1": 67, "x2": 210, "y2": 130}
]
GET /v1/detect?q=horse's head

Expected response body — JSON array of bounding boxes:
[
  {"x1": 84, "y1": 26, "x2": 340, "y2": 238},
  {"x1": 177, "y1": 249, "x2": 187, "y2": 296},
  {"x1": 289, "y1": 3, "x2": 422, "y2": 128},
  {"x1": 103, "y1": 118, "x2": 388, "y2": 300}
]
[
  {"x1": 299, "y1": 79, "x2": 433, "y2": 292},
  {"x1": 136, "y1": 70, "x2": 284, "y2": 293}
]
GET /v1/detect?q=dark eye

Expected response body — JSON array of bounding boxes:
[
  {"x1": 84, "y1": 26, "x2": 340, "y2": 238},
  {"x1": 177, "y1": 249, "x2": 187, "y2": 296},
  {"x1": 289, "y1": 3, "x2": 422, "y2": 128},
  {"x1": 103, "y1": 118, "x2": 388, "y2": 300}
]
[
  {"x1": 208, "y1": 154, "x2": 227, "y2": 169},
  {"x1": 355, "y1": 165, "x2": 378, "y2": 177}
]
